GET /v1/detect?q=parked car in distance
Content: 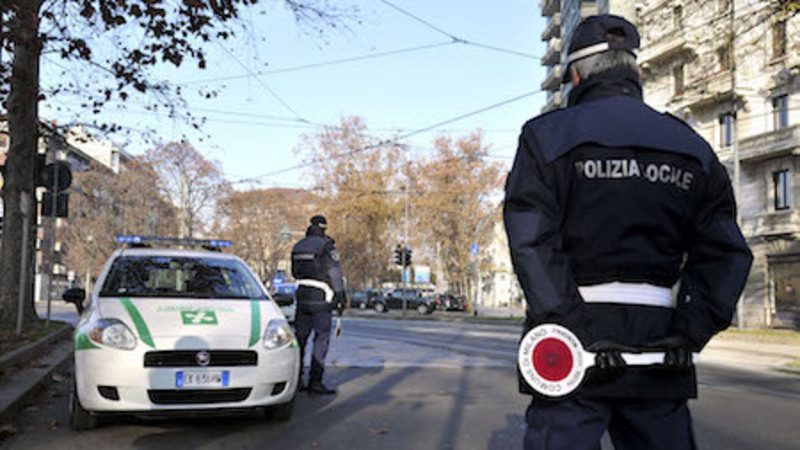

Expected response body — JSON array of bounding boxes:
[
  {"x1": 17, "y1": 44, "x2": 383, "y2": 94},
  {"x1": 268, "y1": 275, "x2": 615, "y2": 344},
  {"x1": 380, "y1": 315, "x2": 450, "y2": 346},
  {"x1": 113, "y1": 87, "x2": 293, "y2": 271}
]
[
  {"x1": 349, "y1": 289, "x2": 382, "y2": 309},
  {"x1": 372, "y1": 288, "x2": 436, "y2": 315},
  {"x1": 436, "y1": 293, "x2": 466, "y2": 311},
  {"x1": 270, "y1": 283, "x2": 297, "y2": 324}
]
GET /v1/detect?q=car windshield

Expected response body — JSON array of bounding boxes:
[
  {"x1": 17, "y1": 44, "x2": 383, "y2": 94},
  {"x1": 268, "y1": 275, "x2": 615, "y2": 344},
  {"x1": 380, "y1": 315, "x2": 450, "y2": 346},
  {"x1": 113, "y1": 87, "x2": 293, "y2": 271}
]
[{"x1": 99, "y1": 256, "x2": 267, "y2": 299}]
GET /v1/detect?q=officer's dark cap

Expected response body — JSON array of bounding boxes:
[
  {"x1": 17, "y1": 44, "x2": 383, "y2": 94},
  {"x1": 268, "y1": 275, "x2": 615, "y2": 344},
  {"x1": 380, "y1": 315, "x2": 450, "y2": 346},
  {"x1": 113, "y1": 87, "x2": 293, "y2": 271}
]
[
  {"x1": 310, "y1": 215, "x2": 327, "y2": 229},
  {"x1": 562, "y1": 14, "x2": 640, "y2": 83}
]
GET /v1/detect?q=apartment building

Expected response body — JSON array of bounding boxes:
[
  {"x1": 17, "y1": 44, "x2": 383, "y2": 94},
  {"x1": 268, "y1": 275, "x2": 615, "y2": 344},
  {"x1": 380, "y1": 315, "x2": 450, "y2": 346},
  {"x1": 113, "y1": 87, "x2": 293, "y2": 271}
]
[
  {"x1": 540, "y1": 0, "x2": 638, "y2": 113},
  {"x1": 0, "y1": 121, "x2": 132, "y2": 302},
  {"x1": 639, "y1": 0, "x2": 800, "y2": 329},
  {"x1": 477, "y1": 220, "x2": 524, "y2": 310}
]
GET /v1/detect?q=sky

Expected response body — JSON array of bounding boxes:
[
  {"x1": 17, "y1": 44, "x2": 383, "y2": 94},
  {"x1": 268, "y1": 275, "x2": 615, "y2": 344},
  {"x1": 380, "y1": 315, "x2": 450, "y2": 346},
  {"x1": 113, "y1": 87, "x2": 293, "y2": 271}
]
[{"x1": 40, "y1": 0, "x2": 549, "y2": 191}]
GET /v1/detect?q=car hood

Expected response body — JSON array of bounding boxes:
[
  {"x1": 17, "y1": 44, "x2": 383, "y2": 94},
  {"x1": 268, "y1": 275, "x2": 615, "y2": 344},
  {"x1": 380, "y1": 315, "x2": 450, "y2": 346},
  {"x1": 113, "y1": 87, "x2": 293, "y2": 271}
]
[{"x1": 96, "y1": 296, "x2": 280, "y2": 349}]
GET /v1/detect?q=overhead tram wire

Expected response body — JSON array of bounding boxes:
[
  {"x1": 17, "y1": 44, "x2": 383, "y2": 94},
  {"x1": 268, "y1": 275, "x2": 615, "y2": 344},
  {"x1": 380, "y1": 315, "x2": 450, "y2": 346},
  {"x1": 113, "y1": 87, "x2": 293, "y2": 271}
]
[
  {"x1": 180, "y1": 41, "x2": 459, "y2": 86},
  {"x1": 378, "y1": 0, "x2": 539, "y2": 61},
  {"x1": 235, "y1": 88, "x2": 542, "y2": 183},
  {"x1": 216, "y1": 43, "x2": 309, "y2": 123}
]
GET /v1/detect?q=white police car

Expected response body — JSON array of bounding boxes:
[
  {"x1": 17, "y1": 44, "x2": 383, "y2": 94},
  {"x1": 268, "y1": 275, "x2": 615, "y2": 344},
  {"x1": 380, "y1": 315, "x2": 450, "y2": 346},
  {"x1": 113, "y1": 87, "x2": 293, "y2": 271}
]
[{"x1": 63, "y1": 236, "x2": 300, "y2": 429}]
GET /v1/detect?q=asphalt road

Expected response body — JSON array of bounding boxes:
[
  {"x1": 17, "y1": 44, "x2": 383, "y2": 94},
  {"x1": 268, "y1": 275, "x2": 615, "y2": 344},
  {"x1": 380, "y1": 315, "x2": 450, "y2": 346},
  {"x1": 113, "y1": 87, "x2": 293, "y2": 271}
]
[{"x1": 4, "y1": 317, "x2": 800, "y2": 449}]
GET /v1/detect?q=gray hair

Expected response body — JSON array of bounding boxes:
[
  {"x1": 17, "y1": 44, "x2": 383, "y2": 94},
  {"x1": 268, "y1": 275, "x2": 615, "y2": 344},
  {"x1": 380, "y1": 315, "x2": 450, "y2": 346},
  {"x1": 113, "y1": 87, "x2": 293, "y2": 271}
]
[{"x1": 571, "y1": 49, "x2": 639, "y2": 80}]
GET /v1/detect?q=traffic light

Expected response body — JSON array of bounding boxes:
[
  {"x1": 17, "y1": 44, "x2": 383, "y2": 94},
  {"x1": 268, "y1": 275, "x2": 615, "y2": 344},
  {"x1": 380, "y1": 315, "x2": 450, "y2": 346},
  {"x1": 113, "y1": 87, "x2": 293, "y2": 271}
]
[
  {"x1": 394, "y1": 245, "x2": 403, "y2": 266},
  {"x1": 404, "y1": 248, "x2": 413, "y2": 267}
]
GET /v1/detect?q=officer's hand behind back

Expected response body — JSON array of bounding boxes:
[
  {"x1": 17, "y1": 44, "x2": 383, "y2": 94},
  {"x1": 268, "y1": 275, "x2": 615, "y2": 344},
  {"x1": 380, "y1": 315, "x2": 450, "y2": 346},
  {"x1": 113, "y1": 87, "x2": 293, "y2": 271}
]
[
  {"x1": 642, "y1": 333, "x2": 694, "y2": 371},
  {"x1": 586, "y1": 340, "x2": 638, "y2": 372}
]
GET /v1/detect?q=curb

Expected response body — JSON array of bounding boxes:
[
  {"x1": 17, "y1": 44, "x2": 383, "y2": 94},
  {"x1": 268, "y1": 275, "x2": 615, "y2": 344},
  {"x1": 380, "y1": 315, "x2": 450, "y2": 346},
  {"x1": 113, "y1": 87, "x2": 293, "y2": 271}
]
[
  {"x1": 346, "y1": 311, "x2": 525, "y2": 327},
  {"x1": 0, "y1": 324, "x2": 72, "y2": 374},
  {"x1": 0, "y1": 327, "x2": 74, "y2": 425}
]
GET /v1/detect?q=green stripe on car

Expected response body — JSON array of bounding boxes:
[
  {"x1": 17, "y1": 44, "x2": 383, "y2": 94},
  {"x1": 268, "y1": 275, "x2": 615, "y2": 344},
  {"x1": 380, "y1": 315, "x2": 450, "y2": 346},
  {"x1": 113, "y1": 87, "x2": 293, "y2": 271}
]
[
  {"x1": 249, "y1": 300, "x2": 261, "y2": 347},
  {"x1": 120, "y1": 297, "x2": 155, "y2": 348},
  {"x1": 75, "y1": 332, "x2": 100, "y2": 350}
]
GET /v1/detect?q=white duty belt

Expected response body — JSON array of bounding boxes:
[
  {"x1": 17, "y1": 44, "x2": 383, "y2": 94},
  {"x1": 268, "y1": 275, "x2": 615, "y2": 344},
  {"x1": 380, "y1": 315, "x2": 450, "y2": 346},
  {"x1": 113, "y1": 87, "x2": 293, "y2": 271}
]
[
  {"x1": 578, "y1": 282, "x2": 673, "y2": 308},
  {"x1": 297, "y1": 279, "x2": 334, "y2": 304}
]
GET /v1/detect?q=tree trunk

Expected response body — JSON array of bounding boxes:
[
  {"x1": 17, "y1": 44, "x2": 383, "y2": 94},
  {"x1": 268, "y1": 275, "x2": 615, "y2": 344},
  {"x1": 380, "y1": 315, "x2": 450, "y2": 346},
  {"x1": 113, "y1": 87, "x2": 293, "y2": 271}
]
[{"x1": 0, "y1": 0, "x2": 43, "y2": 328}]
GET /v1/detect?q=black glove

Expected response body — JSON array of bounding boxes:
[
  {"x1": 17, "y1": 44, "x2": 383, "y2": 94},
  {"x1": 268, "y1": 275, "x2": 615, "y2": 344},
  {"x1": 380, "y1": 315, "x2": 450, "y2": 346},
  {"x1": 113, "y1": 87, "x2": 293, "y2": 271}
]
[
  {"x1": 333, "y1": 291, "x2": 346, "y2": 315},
  {"x1": 586, "y1": 340, "x2": 639, "y2": 373},
  {"x1": 642, "y1": 333, "x2": 695, "y2": 371}
]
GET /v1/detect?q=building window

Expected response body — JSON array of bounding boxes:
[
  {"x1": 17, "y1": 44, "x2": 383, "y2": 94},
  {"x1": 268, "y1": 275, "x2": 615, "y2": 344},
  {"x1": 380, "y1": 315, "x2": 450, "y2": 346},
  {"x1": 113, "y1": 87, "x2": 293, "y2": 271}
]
[
  {"x1": 673, "y1": 65, "x2": 684, "y2": 95},
  {"x1": 673, "y1": 5, "x2": 683, "y2": 29},
  {"x1": 773, "y1": 95, "x2": 789, "y2": 130},
  {"x1": 774, "y1": 170, "x2": 791, "y2": 211},
  {"x1": 719, "y1": 113, "x2": 735, "y2": 147},
  {"x1": 773, "y1": 20, "x2": 787, "y2": 59},
  {"x1": 718, "y1": 45, "x2": 731, "y2": 71}
]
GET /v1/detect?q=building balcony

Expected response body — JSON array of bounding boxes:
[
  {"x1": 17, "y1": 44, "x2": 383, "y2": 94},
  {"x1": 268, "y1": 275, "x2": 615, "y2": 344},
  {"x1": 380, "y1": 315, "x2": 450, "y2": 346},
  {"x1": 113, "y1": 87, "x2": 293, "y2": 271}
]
[
  {"x1": 541, "y1": 38, "x2": 562, "y2": 67},
  {"x1": 541, "y1": 91, "x2": 563, "y2": 113},
  {"x1": 541, "y1": 65, "x2": 563, "y2": 92},
  {"x1": 541, "y1": 0, "x2": 560, "y2": 17},
  {"x1": 679, "y1": 70, "x2": 734, "y2": 108},
  {"x1": 640, "y1": 31, "x2": 689, "y2": 66},
  {"x1": 541, "y1": 13, "x2": 561, "y2": 41},
  {"x1": 739, "y1": 125, "x2": 800, "y2": 163},
  {"x1": 742, "y1": 210, "x2": 800, "y2": 239}
]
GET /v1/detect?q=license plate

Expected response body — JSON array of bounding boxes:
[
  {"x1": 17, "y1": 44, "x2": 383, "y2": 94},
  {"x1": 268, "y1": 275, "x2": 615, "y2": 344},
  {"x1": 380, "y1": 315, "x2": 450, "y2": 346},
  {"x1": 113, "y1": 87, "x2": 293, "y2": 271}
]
[{"x1": 175, "y1": 370, "x2": 229, "y2": 388}]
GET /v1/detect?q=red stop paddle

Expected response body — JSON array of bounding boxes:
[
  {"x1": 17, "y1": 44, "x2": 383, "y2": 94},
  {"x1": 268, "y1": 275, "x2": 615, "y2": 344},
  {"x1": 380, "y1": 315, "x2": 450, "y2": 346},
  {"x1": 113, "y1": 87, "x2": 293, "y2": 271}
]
[{"x1": 518, "y1": 324, "x2": 671, "y2": 398}]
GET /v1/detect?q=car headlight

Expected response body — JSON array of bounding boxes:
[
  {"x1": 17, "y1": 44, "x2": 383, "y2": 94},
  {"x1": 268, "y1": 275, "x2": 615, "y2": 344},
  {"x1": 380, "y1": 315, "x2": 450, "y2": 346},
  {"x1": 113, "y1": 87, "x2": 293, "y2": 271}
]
[
  {"x1": 88, "y1": 318, "x2": 137, "y2": 350},
  {"x1": 263, "y1": 318, "x2": 294, "y2": 350}
]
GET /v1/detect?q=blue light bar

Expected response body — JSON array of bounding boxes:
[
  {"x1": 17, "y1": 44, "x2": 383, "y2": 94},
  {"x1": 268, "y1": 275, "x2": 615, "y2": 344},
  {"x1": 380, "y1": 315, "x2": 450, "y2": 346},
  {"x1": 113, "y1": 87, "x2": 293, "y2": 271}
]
[
  {"x1": 116, "y1": 235, "x2": 143, "y2": 244},
  {"x1": 115, "y1": 235, "x2": 233, "y2": 249}
]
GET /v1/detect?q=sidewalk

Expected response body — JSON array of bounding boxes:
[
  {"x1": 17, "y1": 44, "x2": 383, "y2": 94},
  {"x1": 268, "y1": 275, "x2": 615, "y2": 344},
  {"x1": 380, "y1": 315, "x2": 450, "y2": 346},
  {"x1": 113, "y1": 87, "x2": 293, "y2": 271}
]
[{"x1": 702, "y1": 332, "x2": 800, "y2": 374}]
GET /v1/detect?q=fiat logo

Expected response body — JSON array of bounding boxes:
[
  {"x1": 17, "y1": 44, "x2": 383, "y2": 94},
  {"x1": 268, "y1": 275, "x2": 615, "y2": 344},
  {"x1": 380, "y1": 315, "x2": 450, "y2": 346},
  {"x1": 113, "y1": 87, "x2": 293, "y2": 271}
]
[{"x1": 196, "y1": 351, "x2": 211, "y2": 367}]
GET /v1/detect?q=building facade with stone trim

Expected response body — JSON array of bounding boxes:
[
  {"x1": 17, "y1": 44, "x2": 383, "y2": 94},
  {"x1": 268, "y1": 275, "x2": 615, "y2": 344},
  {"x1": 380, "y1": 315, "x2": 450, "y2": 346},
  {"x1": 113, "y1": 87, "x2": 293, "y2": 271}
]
[{"x1": 638, "y1": 0, "x2": 800, "y2": 329}]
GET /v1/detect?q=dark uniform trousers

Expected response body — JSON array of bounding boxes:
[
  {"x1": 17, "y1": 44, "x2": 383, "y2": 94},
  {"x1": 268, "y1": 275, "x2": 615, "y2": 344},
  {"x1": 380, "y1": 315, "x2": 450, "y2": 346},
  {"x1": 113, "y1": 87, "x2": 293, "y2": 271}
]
[
  {"x1": 525, "y1": 397, "x2": 696, "y2": 450},
  {"x1": 294, "y1": 307, "x2": 332, "y2": 383}
]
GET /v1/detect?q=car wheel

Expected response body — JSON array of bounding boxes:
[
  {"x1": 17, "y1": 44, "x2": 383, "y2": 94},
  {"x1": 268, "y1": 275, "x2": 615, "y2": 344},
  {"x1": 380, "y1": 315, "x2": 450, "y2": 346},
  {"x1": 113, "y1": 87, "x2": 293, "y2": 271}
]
[
  {"x1": 374, "y1": 302, "x2": 386, "y2": 313},
  {"x1": 416, "y1": 304, "x2": 428, "y2": 315},
  {"x1": 70, "y1": 377, "x2": 98, "y2": 430},
  {"x1": 264, "y1": 394, "x2": 296, "y2": 421}
]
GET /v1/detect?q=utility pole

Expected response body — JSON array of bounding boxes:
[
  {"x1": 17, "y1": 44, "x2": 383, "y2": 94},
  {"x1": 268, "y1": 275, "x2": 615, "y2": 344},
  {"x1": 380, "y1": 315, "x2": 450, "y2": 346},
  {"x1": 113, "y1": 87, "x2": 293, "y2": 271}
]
[
  {"x1": 402, "y1": 166, "x2": 410, "y2": 317},
  {"x1": 45, "y1": 151, "x2": 59, "y2": 327},
  {"x1": 16, "y1": 193, "x2": 30, "y2": 334}
]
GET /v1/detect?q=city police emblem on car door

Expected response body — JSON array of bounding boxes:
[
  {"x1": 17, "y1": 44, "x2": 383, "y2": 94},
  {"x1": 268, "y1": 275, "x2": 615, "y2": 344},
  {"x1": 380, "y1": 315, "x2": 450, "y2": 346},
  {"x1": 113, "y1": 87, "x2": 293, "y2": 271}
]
[{"x1": 181, "y1": 310, "x2": 218, "y2": 325}]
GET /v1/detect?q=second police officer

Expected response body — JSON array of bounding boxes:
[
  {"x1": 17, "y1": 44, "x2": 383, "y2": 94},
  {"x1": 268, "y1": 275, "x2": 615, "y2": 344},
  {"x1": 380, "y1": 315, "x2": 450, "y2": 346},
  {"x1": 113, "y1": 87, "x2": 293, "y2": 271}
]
[
  {"x1": 504, "y1": 15, "x2": 753, "y2": 450},
  {"x1": 291, "y1": 215, "x2": 346, "y2": 395}
]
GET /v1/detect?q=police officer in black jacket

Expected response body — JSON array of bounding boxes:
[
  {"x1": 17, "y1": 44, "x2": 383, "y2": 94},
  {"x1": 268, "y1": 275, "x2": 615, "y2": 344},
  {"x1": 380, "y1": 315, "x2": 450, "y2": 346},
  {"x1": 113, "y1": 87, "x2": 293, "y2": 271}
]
[
  {"x1": 291, "y1": 215, "x2": 346, "y2": 395},
  {"x1": 504, "y1": 15, "x2": 752, "y2": 450}
]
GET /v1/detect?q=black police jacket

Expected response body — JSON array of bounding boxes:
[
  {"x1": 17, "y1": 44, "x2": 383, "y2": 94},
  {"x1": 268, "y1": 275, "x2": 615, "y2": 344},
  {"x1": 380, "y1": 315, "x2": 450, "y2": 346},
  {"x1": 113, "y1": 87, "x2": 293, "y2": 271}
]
[
  {"x1": 504, "y1": 70, "x2": 753, "y2": 399},
  {"x1": 291, "y1": 228, "x2": 345, "y2": 313}
]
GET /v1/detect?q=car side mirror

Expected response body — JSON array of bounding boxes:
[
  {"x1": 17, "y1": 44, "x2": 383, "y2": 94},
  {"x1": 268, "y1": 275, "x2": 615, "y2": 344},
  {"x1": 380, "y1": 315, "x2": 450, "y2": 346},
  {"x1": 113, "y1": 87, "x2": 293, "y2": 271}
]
[{"x1": 62, "y1": 287, "x2": 86, "y2": 315}]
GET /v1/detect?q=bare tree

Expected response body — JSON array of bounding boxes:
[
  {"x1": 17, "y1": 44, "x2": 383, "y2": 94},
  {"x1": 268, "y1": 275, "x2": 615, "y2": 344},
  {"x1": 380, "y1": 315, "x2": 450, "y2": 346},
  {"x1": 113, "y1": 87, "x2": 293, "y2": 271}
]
[
  {"x1": 413, "y1": 132, "x2": 503, "y2": 296},
  {"x1": 298, "y1": 116, "x2": 403, "y2": 289},
  {"x1": 62, "y1": 159, "x2": 178, "y2": 287},
  {"x1": 145, "y1": 141, "x2": 229, "y2": 239},
  {"x1": 0, "y1": 0, "x2": 352, "y2": 329},
  {"x1": 221, "y1": 188, "x2": 319, "y2": 282}
]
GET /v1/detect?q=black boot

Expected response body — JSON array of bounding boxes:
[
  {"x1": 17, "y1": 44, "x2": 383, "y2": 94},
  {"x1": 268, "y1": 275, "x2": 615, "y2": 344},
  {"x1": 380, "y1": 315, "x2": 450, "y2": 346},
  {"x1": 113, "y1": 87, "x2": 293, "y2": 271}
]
[{"x1": 307, "y1": 380, "x2": 337, "y2": 395}]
